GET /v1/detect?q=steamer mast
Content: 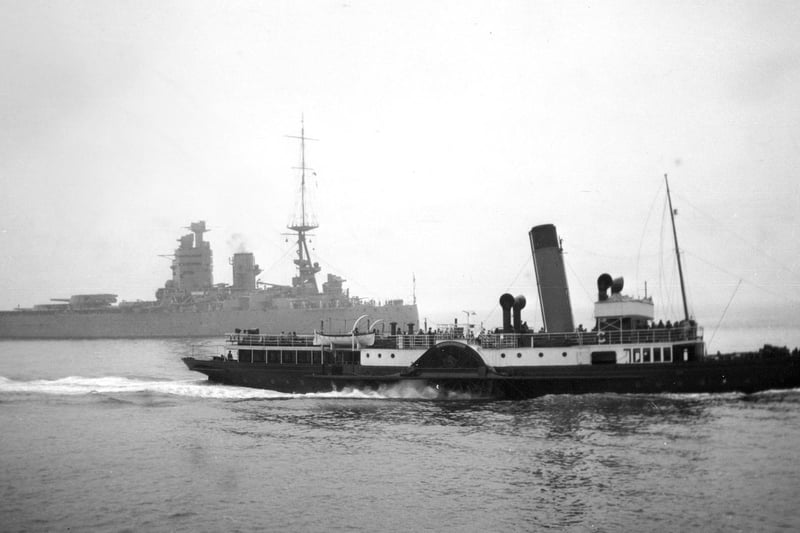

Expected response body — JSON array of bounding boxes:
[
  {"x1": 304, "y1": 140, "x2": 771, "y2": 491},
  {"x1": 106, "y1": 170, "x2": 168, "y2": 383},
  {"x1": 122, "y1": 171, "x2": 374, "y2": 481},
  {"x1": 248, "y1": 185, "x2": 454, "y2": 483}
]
[{"x1": 665, "y1": 174, "x2": 690, "y2": 322}]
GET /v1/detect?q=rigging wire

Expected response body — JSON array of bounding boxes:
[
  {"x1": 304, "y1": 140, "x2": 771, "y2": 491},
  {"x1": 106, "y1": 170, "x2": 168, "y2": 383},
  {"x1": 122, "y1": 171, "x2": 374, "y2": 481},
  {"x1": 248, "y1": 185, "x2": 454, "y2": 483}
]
[
  {"x1": 707, "y1": 279, "x2": 742, "y2": 353},
  {"x1": 657, "y1": 199, "x2": 679, "y2": 319},
  {"x1": 682, "y1": 249, "x2": 798, "y2": 304},
  {"x1": 654, "y1": 183, "x2": 799, "y2": 323},
  {"x1": 565, "y1": 256, "x2": 593, "y2": 305},
  {"x1": 308, "y1": 243, "x2": 415, "y2": 305},
  {"x1": 259, "y1": 243, "x2": 297, "y2": 282},
  {"x1": 482, "y1": 255, "x2": 534, "y2": 327},
  {"x1": 506, "y1": 254, "x2": 534, "y2": 288},
  {"x1": 655, "y1": 190, "x2": 697, "y2": 322},
  {"x1": 635, "y1": 181, "x2": 665, "y2": 286},
  {"x1": 676, "y1": 192, "x2": 800, "y2": 280},
  {"x1": 311, "y1": 250, "x2": 376, "y2": 296},
  {"x1": 680, "y1": 245, "x2": 695, "y2": 317},
  {"x1": 564, "y1": 256, "x2": 594, "y2": 330}
]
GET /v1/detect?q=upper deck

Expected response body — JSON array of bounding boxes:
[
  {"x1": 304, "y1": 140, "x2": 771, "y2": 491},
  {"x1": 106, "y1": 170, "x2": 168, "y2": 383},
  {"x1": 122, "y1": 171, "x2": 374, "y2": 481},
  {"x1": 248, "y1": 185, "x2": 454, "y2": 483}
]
[{"x1": 226, "y1": 323, "x2": 703, "y2": 351}]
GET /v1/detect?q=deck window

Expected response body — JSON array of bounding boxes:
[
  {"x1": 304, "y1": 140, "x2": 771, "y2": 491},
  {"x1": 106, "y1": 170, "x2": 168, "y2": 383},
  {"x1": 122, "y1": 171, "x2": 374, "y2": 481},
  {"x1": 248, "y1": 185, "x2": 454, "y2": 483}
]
[
  {"x1": 643, "y1": 348, "x2": 651, "y2": 363},
  {"x1": 297, "y1": 351, "x2": 311, "y2": 364},
  {"x1": 653, "y1": 347, "x2": 662, "y2": 363},
  {"x1": 624, "y1": 348, "x2": 631, "y2": 363},
  {"x1": 633, "y1": 348, "x2": 641, "y2": 363},
  {"x1": 663, "y1": 347, "x2": 672, "y2": 362},
  {"x1": 336, "y1": 351, "x2": 360, "y2": 365},
  {"x1": 267, "y1": 350, "x2": 281, "y2": 364},
  {"x1": 312, "y1": 351, "x2": 322, "y2": 364},
  {"x1": 282, "y1": 350, "x2": 296, "y2": 364},
  {"x1": 591, "y1": 351, "x2": 617, "y2": 365}
]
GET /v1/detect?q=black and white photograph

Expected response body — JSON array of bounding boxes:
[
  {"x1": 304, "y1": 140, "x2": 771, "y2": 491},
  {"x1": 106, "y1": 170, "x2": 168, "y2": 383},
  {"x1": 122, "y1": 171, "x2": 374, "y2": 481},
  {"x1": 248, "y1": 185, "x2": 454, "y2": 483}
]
[{"x1": 2, "y1": 1, "x2": 799, "y2": 531}]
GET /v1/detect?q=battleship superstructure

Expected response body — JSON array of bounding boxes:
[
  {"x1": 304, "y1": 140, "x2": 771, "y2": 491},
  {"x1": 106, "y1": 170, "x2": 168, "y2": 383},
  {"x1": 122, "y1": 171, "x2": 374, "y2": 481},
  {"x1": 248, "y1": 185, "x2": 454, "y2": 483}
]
[{"x1": 0, "y1": 125, "x2": 419, "y2": 339}]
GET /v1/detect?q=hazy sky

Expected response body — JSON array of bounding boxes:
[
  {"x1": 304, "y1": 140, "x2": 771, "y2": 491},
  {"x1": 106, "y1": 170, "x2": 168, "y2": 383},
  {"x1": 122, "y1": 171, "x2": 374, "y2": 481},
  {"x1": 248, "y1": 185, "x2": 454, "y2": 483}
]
[{"x1": 2, "y1": 1, "x2": 799, "y2": 343}]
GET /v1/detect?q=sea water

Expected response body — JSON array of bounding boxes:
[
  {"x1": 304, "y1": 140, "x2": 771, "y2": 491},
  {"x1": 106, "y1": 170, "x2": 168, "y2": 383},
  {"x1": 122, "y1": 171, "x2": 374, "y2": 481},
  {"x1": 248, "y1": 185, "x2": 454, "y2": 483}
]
[{"x1": 1, "y1": 337, "x2": 800, "y2": 532}]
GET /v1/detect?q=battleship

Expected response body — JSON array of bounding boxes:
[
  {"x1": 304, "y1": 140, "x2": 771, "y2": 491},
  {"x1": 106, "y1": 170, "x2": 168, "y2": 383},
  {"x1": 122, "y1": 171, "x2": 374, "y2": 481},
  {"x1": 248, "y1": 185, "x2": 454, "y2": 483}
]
[{"x1": 0, "y1": 125, "x2": 419, "y2": 339}]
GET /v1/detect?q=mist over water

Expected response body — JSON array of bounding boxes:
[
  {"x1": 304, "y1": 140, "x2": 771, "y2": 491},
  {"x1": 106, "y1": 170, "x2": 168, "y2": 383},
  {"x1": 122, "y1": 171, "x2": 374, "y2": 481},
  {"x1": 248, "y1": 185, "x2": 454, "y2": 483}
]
[{"x1": 2, "y1": 338, "x2": 800, "y2": 532}]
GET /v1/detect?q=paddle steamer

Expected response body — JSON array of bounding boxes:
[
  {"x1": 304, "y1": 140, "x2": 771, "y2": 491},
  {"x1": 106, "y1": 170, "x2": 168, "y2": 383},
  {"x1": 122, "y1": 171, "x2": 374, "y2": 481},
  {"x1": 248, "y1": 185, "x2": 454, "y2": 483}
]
[{"x1": 184, "y1": 177, "x2": 800, "y2": 398}]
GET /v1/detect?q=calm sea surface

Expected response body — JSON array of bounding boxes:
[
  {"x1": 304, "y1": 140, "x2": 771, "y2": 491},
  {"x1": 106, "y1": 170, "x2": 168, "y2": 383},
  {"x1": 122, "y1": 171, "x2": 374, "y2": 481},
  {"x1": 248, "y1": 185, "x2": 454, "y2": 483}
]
[{"x1": 2, "y1": 336, "x2": 800, "y2": 532}]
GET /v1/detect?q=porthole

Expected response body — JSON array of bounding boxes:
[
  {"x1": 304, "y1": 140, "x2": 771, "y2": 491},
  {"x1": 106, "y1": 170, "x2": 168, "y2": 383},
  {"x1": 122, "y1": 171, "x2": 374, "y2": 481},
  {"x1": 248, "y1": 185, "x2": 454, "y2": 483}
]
[
  {"x1": 501, "y1": 353, "x2": 506, "y2": 358},
  {"x1": 365, "y1": 353, "x2": 370, "y2": 358},
  {"x1": 378, "y1": 353, "x2": 382, "y2": 358},
  {"x1": 517, "y1": 353, "x2": 522, "y2": 358},
  {"x1": 390, "y1": 353, "x2": 395, "y2": 358},
  {"x1": 538, "y1": 352, "x2": 544, "y2": 358},
  {"x1": 562, "y1": 352, "x2": 567, "y2": 358}
]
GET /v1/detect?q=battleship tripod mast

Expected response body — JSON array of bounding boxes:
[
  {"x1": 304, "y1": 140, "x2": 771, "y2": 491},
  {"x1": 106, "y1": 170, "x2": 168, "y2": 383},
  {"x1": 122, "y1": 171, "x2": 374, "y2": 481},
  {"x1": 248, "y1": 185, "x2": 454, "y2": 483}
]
[{"x1": 285, "y1": 118, "x2": 321, "y2": 295}]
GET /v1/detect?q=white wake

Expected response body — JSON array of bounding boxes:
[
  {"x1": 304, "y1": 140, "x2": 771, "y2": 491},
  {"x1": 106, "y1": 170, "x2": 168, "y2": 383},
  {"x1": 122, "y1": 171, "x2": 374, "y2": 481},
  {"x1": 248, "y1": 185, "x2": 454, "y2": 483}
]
[{"x1": 0, "y1": 376, "x2": 479, "y2": 400}]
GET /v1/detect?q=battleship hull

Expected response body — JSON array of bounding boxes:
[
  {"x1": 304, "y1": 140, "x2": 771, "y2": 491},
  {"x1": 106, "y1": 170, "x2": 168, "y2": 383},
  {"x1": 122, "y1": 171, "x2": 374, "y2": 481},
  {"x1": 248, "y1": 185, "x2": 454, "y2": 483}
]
[{"x1": 0, "y1": 304, "x2": 419, "y2": 339}]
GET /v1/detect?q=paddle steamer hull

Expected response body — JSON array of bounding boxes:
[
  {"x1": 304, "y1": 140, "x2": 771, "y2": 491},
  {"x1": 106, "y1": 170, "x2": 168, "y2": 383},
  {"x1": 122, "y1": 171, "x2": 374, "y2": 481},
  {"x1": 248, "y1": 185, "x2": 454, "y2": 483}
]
[{"x1": 183, "y1": 351, "x2": 800, "y2": 399}]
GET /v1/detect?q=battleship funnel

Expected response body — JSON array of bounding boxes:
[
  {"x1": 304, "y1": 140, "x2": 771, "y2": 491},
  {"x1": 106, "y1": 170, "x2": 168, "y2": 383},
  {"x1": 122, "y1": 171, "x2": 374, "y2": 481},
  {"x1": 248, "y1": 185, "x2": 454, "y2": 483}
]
[
  {"x1": 529, "y1": 224, "x2": 575, "y2": 333},
  {"x1": 232, "y1": 253, "x2": 262, "y2": 291}
]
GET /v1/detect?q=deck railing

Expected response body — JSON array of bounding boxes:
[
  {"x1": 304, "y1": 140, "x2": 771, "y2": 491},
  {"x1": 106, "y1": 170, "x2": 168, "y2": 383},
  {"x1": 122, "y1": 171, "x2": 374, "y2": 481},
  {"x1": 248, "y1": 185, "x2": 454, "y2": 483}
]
[
  {"x1": 478, "y1": 326, "x2": 703, "y2": 349},
  {"x1": 226, "y1": 333, "x2": 316, "y2": 347},
  {"x1": 226, "y1": 326, "x2": 704, "y2": 350}
]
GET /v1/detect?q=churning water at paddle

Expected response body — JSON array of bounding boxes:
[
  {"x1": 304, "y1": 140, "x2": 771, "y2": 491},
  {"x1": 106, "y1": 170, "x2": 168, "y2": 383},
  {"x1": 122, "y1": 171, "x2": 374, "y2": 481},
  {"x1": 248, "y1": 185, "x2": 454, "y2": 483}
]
[{"x1": 2, "y1": 339, "x2": 800, "y2": 532}]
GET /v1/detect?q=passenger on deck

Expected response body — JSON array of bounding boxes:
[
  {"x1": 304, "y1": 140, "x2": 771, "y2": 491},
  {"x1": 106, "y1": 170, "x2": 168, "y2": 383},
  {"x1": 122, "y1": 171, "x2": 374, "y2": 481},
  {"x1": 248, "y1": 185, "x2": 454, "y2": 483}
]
[{"x1": 227, "y1": 350, "x2": 233, "y2": 361}]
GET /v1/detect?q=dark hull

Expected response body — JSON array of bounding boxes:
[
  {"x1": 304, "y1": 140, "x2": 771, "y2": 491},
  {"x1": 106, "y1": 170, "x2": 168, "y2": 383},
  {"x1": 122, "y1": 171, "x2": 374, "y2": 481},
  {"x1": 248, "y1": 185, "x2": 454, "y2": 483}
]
[
  {"x1": 183, "y1": 357, "x2": 401, "y2": 393},
  {"x1": 183, "y1": 355, "x2": 800, "y2": 399}
]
